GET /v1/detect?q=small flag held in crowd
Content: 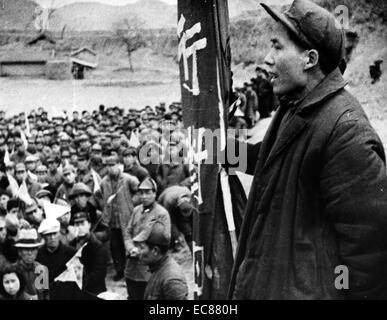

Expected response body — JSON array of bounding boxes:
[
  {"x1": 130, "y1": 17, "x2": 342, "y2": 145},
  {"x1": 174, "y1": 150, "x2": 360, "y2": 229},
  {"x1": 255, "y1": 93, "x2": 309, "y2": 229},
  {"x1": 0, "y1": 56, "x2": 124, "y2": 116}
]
[
  {"x1": 91, "y1": 168, "x2": 101, "y2": 194},
  {"x1": 129, "y1": 130, "x2": 140, "y2": 148},
  {"x1": 20, "y1": 129, "x2": 28, "y2": 150},
  {"x1": 25, "y1": 117, "x2": 31, "y2": 138},
  {"x1": 3, "y1": 148, "x2": 11, "y2": 166},
  {"x1": 6, "y1": 172, "x2": 19, "y2": 198},
  {"x1": 28, "y1": 170, "x2": 38, "y2": 183},
  {"x1": 44, "y1": 201, "x2": 71, "y2": 220},
  {"x1": 6, "y1": 173, "x2": 33, "y2": 206},
  {"x1": 18, "y1": 180, "x2": 34, "y2": 206},
  {"x1": 55, "y1": 243, "x2": 87, "y2": 290}
]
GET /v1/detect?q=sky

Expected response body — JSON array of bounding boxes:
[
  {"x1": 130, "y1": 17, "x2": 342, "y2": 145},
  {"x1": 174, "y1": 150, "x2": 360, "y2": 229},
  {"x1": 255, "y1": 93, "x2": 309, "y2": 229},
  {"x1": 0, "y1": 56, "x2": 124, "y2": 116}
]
[{"x1": 36, "y1": 0, "x2": 177, "y2": 8}]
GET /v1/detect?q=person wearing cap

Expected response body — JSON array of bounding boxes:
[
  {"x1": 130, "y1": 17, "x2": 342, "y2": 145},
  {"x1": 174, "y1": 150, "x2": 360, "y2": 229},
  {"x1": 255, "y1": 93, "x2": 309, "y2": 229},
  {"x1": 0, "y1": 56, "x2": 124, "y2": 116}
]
[
  {"x1": 0, "y1": 213, "x2": 18, "y2": 264},
  {"x1": 100, "y1": 155, "x2": 139, "y2": 281},
  {"x1": 0, "y1": 189, "x2": 12, "y2": 217},
  {"x1": 76, "y1": 152, "x2": 99, "y2": 196},
  {"x1": 55, "y1": 165, "x2": 76, "y2": 202},
  {"x1": 60, "y1": 149, "x2": 72, "y2": 167},
  {"x1": 46, "y1": 155, "x2": 63, "y2": 196},
  {"x1": 35, "y1": 189, "x2": 53, "y2": 203},
  {"x1": 229, "y1": 0, "x2": 387, "y2": 300},
  {"x1": 69, "y1": 148, "x2": 78, "y2": 167},
  {"x1": 158, "y1": 185, "x2": 193, "y2": 252},
  {"x1": 13, "y1": 163, "x2": 42, "y2": 198},
  {"x1": 6, "y1": 138, "x2": 15, "y2": 156},
  {"x1": 52, "y1": 199, "x2": 77, "y2": 247},
  {"x1": 123, "y1": 147, "x2": 149, "y2": 182},
  {"x1": 35, "y1": 138, "x2": 45, "y2": 161},
  {"x1": 243, "y1": 82, "x2": 258, "y2": 128},
  {"x1": 36, "y1": 219, "x2": 76, "y2": 284},
  {"x1": 25, "y1": 155, "x2": 38, "y2": 176},
  {"x1": 123, "y1": 177, "x2": 170, "y2": 300},
  {"x1": 78, "y1": 133, "x2": 91, "y2": 153},
  {"x1": 70, "y1": 211, "x2": 108, "y2": 295},
  {"x1": 69, "y1": 183, "x2": 109, "y2": 244},
  {"x1": 23, "y1": 199, "x2": 44, "y2": 230},
  {"x1": 13, "y1": 228, "x2": 49, "y2": 300},
  {"x1": 134, "y1": 219, "x2": 188, "y2": 300},
  {"x1": 5, "y1": 197, "x2": 24, "y2": 223},
  {"x1": 0, "y1": 215, "x2": 16, "y2": 267},
  {"x1": 35, "y1": 164, "x2": 49, "y2": 185},
  {"x1": 110, "y1": 133, "x2": 122, "y2": 153},
  {"x1": 91, "y1": 143, "x2": 102, "y2": 158},
  {"x1": 90, "y1": 155, "x2": 108, "y2": 179},
  {"x1": 10, "y1": 137, "x2": 29, "y2": 165},
  {"x1": 251, "y1": 64, "x2": 275, "y2": 118}
]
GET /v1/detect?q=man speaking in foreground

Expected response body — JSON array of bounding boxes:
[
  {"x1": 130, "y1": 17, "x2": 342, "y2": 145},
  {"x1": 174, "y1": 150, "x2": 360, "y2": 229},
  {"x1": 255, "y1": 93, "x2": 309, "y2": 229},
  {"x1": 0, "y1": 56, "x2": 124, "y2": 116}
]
[{"x1": 229, "y1": 0, "x2": 387, "y2": 299}]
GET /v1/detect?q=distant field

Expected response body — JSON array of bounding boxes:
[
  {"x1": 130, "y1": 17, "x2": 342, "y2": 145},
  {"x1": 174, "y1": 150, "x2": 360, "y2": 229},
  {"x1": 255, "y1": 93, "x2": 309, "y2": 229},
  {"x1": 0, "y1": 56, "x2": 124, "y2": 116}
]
[{"x1": 0, "y1": 77, "x2": 181, "y2": 115}]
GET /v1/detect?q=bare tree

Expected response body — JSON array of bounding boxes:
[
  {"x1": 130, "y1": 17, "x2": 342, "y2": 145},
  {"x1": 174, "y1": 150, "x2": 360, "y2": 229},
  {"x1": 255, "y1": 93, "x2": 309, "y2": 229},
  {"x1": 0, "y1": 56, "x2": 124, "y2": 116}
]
[
  {"x1": 114, "y1": 16, "x2": 146, "y2": 72},
  {"x1": 26, "y1": 0, "x2": 60, "y2": 32}
]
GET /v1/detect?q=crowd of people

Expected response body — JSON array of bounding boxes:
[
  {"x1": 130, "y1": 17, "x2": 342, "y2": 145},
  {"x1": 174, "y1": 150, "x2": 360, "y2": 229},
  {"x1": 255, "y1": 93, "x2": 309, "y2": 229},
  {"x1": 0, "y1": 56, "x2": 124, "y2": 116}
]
[{"x1": 0, "y1": 103, "x2": 195, "y2": 300}]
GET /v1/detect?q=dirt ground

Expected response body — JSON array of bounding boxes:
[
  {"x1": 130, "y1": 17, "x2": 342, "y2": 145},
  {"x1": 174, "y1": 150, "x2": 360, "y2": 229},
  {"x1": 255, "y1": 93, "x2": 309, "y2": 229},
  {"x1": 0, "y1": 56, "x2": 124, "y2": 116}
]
[{"x1": 0, "y1": 77, "x2": 181, "y2": 115}]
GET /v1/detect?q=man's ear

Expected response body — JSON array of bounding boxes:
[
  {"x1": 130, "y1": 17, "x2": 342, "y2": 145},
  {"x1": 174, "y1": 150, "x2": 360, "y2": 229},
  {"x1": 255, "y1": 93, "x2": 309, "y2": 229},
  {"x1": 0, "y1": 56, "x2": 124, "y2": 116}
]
[
  {"x1": 152, "y1": 246, "x2": 160, "y2": 256},
  {"x1": 304, "y1": 49, "x2": 319, "y2": 71}
]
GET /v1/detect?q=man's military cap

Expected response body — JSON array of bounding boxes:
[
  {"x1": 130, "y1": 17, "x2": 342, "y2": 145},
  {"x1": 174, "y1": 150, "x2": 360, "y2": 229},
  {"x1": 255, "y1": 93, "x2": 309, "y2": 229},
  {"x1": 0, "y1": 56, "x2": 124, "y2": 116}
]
[
  {"x1": 260, "y1": 0, "x2": 346, "y2": 74},
  {"x1": 138, "y1": 177, "x2": 157, "y2": 192},
  {"x1": 133, "y1": 219, "x2": 171, "y2": 247},
  {"x1": 69, "y1": 183, "x2": 92, "y2": 199},
  {"x1": 72, "y1": 211, "x2": 90, "y2": 223}
]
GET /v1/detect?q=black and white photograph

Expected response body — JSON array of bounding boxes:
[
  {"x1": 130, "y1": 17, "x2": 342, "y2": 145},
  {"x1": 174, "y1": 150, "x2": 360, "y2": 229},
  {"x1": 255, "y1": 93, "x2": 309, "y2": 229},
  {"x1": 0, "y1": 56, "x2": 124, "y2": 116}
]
[{"x1": 0, "y1": 0, "x2": 386, "y2": 305}]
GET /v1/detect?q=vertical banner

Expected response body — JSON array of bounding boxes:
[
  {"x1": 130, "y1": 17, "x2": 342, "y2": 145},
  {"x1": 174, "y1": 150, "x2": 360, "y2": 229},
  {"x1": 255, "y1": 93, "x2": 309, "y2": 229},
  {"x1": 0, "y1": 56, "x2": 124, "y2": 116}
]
[{"x1": 178, "y1": 0, "x2": 238, "y2": 299}]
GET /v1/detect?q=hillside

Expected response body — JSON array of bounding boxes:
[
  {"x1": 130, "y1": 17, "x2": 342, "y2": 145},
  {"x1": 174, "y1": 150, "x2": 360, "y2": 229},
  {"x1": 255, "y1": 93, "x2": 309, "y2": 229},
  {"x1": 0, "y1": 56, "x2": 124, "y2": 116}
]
[
  {"x1": 0, "y1": 0, "x2": 38, "y2": 30},
  {"x1": 49, "y1": 0, "x2": 177, "y2": 31},
  {"x1": 0, "y1": 0, "x2": 290, "y2": 32}
]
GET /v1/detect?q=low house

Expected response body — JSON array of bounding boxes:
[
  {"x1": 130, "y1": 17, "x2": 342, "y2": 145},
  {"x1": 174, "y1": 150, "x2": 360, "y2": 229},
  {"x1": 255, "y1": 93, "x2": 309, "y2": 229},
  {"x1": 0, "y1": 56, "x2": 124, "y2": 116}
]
[
  {"x1": 0, "y1": 59, "x2": 47, "y2": 77},
  {"x1": 70, "y1": 47, "x2": 98, "y2": 79}
]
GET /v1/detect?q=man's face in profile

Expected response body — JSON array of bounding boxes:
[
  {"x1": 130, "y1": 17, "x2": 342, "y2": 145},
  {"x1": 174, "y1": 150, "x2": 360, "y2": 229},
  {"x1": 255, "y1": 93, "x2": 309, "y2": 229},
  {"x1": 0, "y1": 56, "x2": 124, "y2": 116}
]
[{"x1": 264, "y1": 22, "x2": 308, "y2": 97}]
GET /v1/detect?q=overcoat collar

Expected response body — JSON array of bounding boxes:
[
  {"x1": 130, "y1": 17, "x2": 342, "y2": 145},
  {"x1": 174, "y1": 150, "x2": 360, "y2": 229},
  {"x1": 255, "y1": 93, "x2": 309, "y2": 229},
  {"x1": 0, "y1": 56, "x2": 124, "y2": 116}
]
[{"x1": 261, "y1": 68, "x2": 347, "y2": 170}]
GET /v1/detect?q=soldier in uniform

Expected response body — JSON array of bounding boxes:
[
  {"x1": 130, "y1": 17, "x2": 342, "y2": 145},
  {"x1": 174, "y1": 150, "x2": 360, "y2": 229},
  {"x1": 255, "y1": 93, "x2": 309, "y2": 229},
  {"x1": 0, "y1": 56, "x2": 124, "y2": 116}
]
[
  {"x1": 69, "y1": 183, "x2": 109, "y2": 244},
  {"x1": 100, "y1": 155, "x2": 139, "y2": 281},
  {"x1": 76, "y1": 153, "x2": 97, "y2": 193},
  {"x1": 55, "y1": 165, "x2": 76, "y2": 203},
  {"x1": 46, "y1": 155, "x2": 63, "y2": 196},
  {"x1": 124, "y1": 177, "x2": 170, "y2": 300}
]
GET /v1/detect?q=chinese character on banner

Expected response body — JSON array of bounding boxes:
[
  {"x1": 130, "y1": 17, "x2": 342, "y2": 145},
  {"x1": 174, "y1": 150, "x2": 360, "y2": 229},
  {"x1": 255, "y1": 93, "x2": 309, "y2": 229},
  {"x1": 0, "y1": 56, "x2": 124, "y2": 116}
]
[
  {"x1": 178, "y1": 15, "x2": 207, "y2": 96},
  {"x1": 178, "y1": 0, "x2": 245, "y2": 300}
]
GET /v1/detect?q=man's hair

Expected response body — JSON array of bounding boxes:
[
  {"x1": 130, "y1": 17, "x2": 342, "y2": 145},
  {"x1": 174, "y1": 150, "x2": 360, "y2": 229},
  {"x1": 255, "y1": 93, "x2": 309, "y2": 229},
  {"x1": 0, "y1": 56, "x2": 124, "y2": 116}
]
[
  {"x1": 7, "y1": 198, "x2": 22, "y2": 212},
  {"x1": 146, "y1": 241, "x2": 169, "y2": 255},
  {"x1": 285, "y1": 28, "x2": 329, "y2": 75},
  {"x1": 125, "y1": 147, "x2": 138, "y2": 157},
  {"x1": 0, "y1": 265, "x2": 26, "y2": 298}
]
